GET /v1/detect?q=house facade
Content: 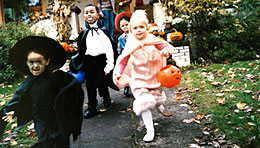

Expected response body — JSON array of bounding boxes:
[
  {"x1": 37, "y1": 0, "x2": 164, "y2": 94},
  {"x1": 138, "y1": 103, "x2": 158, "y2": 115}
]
[{"x1": 0, "y1": 0, "x2": 151, "y2": 25}]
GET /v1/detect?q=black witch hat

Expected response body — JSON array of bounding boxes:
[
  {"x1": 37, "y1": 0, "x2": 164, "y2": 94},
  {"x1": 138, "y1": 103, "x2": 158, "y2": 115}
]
[{"x1": 9, "y1": 36, "x2": 66, "y2": 75}]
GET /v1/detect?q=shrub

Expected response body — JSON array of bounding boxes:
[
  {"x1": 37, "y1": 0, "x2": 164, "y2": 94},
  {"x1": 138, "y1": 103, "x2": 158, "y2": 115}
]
[
  {"x1": 209, "y1": 0, "x2": 260, "y2": 63},
  {"x1": 0, "y1": 22, "x2": 39, "y2": 83}
]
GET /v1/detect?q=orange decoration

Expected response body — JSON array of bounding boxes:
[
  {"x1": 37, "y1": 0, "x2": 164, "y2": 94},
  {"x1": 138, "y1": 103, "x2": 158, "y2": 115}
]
[
  {"x1": 59, "y1": 41, "x2": 71, "y2": 52},
  {"x1": 158, "y1": 32, "x2": 165, "y2": 36},
  {"x1": 158, "y1": 65, "x2": 182, "y2": 88},
  {"x1": 152, "y1": 31, "x2": 157, "y2": 35},
  {"x1": 170, "y1": 28, "x2": 183, "y2": 41},
  {"x1": 157, "y1": 36, "x2": 165, "y2": 40},
  {"x1": 150, "y1": 23, "x2": 158, "y2": 27}
]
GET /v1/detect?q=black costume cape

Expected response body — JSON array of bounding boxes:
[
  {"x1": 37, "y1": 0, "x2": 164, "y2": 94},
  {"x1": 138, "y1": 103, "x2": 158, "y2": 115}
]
[
  {"x1": 0, "y1": 70, "x2": 84, "y2": 141},
  {"x1": 70, "y1": 20, "x2": 119, "y2": 91}
]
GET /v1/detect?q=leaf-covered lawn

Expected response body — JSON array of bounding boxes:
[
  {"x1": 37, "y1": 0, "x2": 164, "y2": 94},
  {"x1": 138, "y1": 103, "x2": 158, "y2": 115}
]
[
  {"x1": 0, "y1": 80, "x2": 37, "y2": 147},
  {"x1": 178, "y1": 60, "x2": 260, "y2": 147}
]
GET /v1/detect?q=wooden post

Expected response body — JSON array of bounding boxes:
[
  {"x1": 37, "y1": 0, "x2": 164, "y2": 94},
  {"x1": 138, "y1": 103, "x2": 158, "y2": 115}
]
[
  {"x1": 41, "y1": 0, "x2": 47, "y2": 15},
  {"x1": 0, "y1": 0, "x2": 4, "y2": 25},
  {"x1": 129, "y1": 0, "x2": 134, "y2": 12},
  {"x1": 93, "y1": 0, "x2": 97, "y2": 6}
]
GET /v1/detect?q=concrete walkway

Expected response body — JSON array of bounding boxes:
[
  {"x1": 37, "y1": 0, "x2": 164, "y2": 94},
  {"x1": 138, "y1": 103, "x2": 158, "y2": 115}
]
[{"x1": 70, "y1": 86, "x2": 203, "y2": 148}]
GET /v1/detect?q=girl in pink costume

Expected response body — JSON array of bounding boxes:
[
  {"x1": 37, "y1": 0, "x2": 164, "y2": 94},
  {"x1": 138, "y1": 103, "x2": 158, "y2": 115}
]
[{"x1": 113, "y1": 10, "x2": 174, "y2": 142}]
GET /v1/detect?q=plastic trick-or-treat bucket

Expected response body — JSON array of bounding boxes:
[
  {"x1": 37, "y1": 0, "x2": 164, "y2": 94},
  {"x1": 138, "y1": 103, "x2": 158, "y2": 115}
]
[
  {"x1": 70, "y1": 70, "x2": 85, "y2": 84},
  {"x1": 158, "y1": 65, "x2": 182, "y2": 88}
]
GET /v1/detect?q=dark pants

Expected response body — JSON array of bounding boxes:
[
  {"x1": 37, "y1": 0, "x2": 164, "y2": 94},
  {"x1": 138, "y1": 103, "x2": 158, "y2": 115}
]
[{"x1": 83, "y1": 54, "x2": 110, "y2": 108}]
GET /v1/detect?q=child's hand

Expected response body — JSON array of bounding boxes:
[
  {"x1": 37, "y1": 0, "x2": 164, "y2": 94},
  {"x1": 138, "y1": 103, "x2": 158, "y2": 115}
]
[
  {"x1": 100, "y1": 12, "x2": 105, "y2": 18},
  {"x1": 160, "y1": 49, "x2": 171, "y2": 58},
  {"x1": 114, "y1": 73, "x2": 121, "y2": 85},
  {"x1": 69, "y1": 43, "x2": 78, "y2": 52},
  {"x1": 2, "y1": 111, "x2": 14, "y2": 123}
]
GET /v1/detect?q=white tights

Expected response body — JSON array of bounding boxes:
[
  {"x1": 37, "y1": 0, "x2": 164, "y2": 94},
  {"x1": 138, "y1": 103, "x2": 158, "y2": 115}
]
[{"x1": 141, "y1": 109, "x2": 154, "y2": 142}]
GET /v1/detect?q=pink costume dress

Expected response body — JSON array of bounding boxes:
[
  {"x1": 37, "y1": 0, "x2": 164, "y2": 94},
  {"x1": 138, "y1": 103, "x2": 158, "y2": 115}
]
[{"x1": 113, "y1": 34, "x2": 174, "y2": 115}]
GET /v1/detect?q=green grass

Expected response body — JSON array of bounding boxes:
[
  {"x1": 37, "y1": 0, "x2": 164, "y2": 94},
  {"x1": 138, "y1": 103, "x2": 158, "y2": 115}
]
[
  {"x1": 0, "y1": 78, "x2": 37, "y2": 148},
  {"x1": 179, "y1": 60, "x2": 260, "y2": 147}
]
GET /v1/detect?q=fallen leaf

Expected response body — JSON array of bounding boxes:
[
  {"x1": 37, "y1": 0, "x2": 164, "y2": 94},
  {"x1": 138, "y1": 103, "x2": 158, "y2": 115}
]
[
  {"x1": 27, "y1": 123, "x2": 34, "y2": 129},
  {"x1": 172, "y1": 99, "x2": 180, "y2": 103},
  {"x1": 211, "y1": 141, "x2": 220, "y2": 147},
  {"x1": 194, "y1": 137, "x2": 200, "y2": 142},
  {"x1": 215, "y1": 93, "x2": 224, "y2": 97},
  {"x1": 197, "y1": 114, "x2": 204, "y2": 120},
  {"x1": 247, "y1": 122, "x2": 256, "y2": 126},
  {"x1": 235, "y1": 80, "x2": 241, "y2": 82},
  {"x1": 163, "y1": 112, "x2": 174, "y2": 117},
  {"x1": 2, "y1": 137, "x2": 11, "y2": 141},
  {"x1": 183, "y1": 118, "x2": 194, "y2": 123},
  {"x1": 211, "y1": 81, "x2": 221, "y2": 86},
  {"x1": 189, "y1": 144, "x2": 201, "y2": 148},
  {"x1": 217, "y1": 69, "x2": 224, "y2": 73},
  {"x1": 99, "y1": 108, "x2": 107, "y2": 112},
  {"x1": 154, "y1": 122, "x2": 159, "y2": 126},
  {"x1": 0, "y1": 100, "x2": 6, "y2": 106},
  {"x1": 217, "y1": 98, "x2": 225, "y2": 105},
  {"x1": 243, "y1": 90, "x2": 252, "y2": 93},
  {"x1": 127, "y1": 107, "x2": 132, "y2": 112},
  {"x1": 237, "y1": 102, "x2": 247, "y2": 109},
  {"x1": 11, "y1": 123, "x2": 17, "y2": 129},
  {"x1": 202, "y1": 131, "x2": 210, "y2": 135},
  {"x1": 4, "y1": 130, "x2": 11, "y2": 134},
  {"x1": 179, "y1": 104, "x2": 189, "y2": 107},
  {"x1": 234, "y1": 109, "x2": 239, "y2": 113},
  {"x1": 10, "y1": 140, "x2": 17, "y2": 146},
  {"x1": 176, "y1": 93, "x2": 184, "y2": 100},
  {"x1": 194, "y1": 119, "x2": 201, "y2": 124}
]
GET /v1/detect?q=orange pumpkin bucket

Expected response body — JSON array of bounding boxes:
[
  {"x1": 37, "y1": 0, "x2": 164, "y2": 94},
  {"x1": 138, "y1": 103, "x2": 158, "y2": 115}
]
[{"x1": 158, "y1": 65, "x2": 182, "y2": 88}]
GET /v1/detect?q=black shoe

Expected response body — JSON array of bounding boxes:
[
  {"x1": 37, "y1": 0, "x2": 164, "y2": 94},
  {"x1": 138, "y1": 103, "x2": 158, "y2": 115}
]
[
  {"x1": 124, "y1": 86, "x2": 129, "y2": 96},
  {"x1": 103, "y1": 98, "x2": 111, "y2": 108},
  {"x1": 84, "y1": 107, "x2": 98, "y2": 119}
]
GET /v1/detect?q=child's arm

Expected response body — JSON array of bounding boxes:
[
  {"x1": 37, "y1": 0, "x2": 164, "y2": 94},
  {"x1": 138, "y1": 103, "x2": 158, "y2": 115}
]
[
  {"x1": 114, "y1": 56, "x2": 130, "y2": 85},
  {"x1": 155, "y1": 43, "x2": 172, "y2": 58},
  {"x1": 119, "y1": 0, "x2": 132, "y2": 6},
  {"x1": 97, "y1": 0, "x2": 104, "y2": 18}
]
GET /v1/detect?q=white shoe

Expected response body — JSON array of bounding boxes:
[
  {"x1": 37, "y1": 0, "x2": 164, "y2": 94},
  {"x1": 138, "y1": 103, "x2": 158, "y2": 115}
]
[
  {"x1": 143, "y1": 130, "x2": 155, "y2": 142},
  {"x1": 157, "y1": 105, "x2": 165, "y2": 114}
]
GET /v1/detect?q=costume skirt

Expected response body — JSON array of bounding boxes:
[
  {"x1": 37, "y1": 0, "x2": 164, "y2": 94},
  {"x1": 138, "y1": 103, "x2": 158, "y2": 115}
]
[{"x1": 132, "y1": 87, "x2": 166, "y2": 115}]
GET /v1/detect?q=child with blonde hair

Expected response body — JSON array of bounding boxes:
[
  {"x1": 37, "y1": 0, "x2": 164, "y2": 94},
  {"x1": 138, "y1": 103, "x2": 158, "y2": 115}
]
[{"x1": 113, "y1": 10, "x2": 174, "y2": 142}]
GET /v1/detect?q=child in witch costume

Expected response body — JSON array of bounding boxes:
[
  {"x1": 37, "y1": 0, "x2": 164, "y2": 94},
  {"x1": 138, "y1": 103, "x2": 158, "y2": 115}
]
[
  {"x1": 113, "y1": 10, "x2": 174, "y2": 142},
  {"x1": 115, "y1": 12, "x2": 131, "y2": 96},
  {"x1": 70, "y1": 4, "x2": 119, "y2": 119},
  {"x1": 0, "y1": 36, "x2": 84, "y2": 147}
]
